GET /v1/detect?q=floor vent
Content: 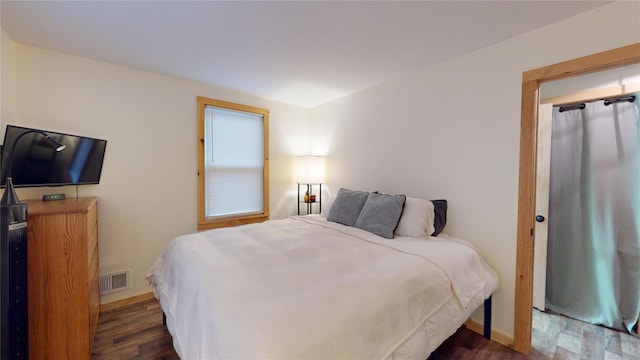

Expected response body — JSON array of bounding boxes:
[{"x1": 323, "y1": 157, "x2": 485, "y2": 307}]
[{"x1": 99, "y1": 270, "x2": 130, "y2": 295}]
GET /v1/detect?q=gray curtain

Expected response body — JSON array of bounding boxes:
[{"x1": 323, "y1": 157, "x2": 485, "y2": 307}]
[{"x1": 546, "y1": 93, "x2": 640, "y2": 334}]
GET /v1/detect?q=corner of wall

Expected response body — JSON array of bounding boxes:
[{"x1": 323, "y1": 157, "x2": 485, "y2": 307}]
[{"x1": 1, "y1": 29, "x2": 19, "y2": 133}]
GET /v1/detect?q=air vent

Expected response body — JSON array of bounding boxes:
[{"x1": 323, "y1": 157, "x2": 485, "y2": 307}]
[{"x1": 99, "y1": 270, "x2": 130, "y2": 295}]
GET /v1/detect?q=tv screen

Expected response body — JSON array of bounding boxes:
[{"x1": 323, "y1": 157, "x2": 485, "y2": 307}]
[{"x1": 1, "y1": 125, "x2": 107, "y2": 188}]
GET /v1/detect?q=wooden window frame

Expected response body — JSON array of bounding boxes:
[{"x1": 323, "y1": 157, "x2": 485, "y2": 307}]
[{"x1": 197, "y1": 96, "x2": 270, "y2": 230}]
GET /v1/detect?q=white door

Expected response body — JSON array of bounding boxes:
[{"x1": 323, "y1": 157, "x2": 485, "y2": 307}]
[{"x1": 533, "y1": 103, "x2": 553, "y2": 310}]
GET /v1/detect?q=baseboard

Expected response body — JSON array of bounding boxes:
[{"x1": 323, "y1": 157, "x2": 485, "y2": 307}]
[
  {"x1": 464, "y1": 318, "x2": 513, "y2": 348},
  {"x1": 100, "y1": 291, "x2": 156, "y2": 312}
]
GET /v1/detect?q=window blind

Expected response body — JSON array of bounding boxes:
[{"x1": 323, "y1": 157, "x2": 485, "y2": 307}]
[{"x1": 204, "y1": 106, "x2": 264, "y2": 218}]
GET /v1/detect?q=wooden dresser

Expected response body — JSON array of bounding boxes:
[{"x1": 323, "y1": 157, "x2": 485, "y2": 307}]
[{"x1": 25, "y1": 197, "x2": 100, "y2": 360}]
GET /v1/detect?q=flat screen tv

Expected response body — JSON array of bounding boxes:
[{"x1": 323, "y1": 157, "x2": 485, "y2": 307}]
[{"x1": 0, "y1": 125, "x2": 107, "y2": 188}]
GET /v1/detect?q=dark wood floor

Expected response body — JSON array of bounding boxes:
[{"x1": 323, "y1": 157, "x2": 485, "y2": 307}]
[
  {"x1": 92, "y1": 298, "x2": 179, "y2": 360},
  {"x1": 430, "y1": 326, "x2": 538, "y2": 359},
  {"x1": 92, "y1": 298, "x2": 639, "y2": 360}
]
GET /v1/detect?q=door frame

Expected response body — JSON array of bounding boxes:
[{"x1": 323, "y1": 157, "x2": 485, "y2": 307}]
[{"x1": 513, "y1": 42, "x2": 640, "y2": 353}]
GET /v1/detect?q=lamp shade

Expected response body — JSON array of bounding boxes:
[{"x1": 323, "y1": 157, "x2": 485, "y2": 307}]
[{"x1": 296, "y1": 156, "x2": 325, "y2": 184}]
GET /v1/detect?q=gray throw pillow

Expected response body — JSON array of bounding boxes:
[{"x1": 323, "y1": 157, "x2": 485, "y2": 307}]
[
  {"x1": 354, "y1": 192, "x2": 406, "y2": 239},
  {"x1": 431, "y1": 199, "x2": 448, "y2": 236},
  {"x1": 327, "y1": 188, "x2": 370, "y2": 226}
]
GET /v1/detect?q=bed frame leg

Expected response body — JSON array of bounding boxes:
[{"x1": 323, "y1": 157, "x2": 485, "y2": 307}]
[{"x1": 483, "y1": 295, "x2": 492, "y2": 340}]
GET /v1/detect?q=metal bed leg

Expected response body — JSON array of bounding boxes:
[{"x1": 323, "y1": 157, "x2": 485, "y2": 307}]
[
  {"x1": 483, "y1": 295, "x2": 492, "y2": 339},
  {"x1": 428, "y1": 295, "x2": 492, "y2": 358}
]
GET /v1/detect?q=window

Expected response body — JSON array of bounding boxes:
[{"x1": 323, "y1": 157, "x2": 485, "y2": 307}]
[{"x1": 197, "y1": 96, "x2": 269, "y2": 230}]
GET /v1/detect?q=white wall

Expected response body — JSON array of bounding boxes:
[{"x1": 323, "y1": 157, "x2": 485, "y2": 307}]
[
  {"x1": 310, "y1": 1, "x2": 640, "y2": 339},
  {"x1": 1, "y1": 36, "x2": 312, "y2": 303},
  {"x1": 1, "y1": 29, "x2": 18, "y2": 127}
]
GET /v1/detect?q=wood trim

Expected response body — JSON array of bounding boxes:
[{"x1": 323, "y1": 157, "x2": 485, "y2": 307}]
[
  {"x1": 523, "y1": 43, "x2": 640, "y2": 83},
  {"x1": 514, "y1": 42, "x2": 640, "y2": 354},
  {"x1": 197, "y1": 213, "x2": 270, "y2": 230},
  {"x1": 99, "y1": 291, "x2": 156, "y2": 312},
  {"x1": 541, "y1": 82, "x2": 640, "y2": 105},
  {"x1": 514, "y1": 79, "x2": 539, "y2": 353},
  {"x1": 196, "y1": 96, "x2": 270, "y2": 231},
  {"x1": 197, "y1": 97, "x2": 207, "y2": 227}
]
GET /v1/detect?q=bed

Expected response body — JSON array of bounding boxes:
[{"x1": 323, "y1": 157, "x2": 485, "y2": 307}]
[{"x1": 147, "y1": 189, "x2": 499, "y2": 359}]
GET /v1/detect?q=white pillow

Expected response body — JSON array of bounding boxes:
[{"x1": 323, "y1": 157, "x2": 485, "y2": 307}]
[{"x1": 394, "y1": 197, "x2": 436, "y2": 237}]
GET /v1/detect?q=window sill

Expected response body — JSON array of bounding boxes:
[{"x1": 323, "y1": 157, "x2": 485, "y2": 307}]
[{"x1": 198, "y1": 213, "x2": 269, "y2": 231}]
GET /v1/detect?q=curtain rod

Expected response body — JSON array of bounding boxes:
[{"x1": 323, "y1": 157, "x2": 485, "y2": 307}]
[
  {"x1": 558, "y1": 94, "x2": 637, "y2": 112},
  {"x1": 603, "y1": 95, "x2": 635, "y2": 106},
  {"x1": 558, "y1": 103, "x2": 585, "y2": 112}
]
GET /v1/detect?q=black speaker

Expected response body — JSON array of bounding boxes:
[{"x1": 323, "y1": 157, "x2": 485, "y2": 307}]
[{"x1": 0, "y1": 202, "x2": 29, "y2": 360}]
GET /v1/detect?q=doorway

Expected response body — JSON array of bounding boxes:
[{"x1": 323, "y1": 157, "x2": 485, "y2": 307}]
[
  {"x1": 513, "y1": 42, "x2": 640, "y2": 354},
  {"x1": 533, "y1": 87, "x2": 640, "y2": 335}
]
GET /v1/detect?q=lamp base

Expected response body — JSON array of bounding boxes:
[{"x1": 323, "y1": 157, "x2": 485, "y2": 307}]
[{"x1": 1, "y1": 177, "x2": 22, "y2": 207}]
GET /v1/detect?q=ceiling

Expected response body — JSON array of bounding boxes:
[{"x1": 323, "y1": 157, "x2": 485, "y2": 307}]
[{"x1": 1, "y1": 1, "x2": 610, "y2": 108}]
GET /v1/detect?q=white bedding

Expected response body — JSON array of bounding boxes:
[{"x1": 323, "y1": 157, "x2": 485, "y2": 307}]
[{"x1": 147, "y1": 215, "x2": 498, "y2": 359}]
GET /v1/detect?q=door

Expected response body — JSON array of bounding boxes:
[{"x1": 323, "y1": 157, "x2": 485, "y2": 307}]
[{"x1": 533, "y1": 103, "x2": 552, "y2": 310}]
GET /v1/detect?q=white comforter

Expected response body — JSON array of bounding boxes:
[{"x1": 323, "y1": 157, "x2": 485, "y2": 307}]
[{"x1": 147, "y1": 216, "x2": 492, "y2": 359}]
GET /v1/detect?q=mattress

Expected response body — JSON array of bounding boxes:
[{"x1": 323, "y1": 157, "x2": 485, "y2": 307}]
[{"x1": 147, "y1": 215, "x2": 498, "y2": 359}]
